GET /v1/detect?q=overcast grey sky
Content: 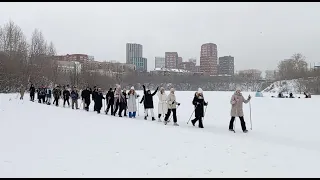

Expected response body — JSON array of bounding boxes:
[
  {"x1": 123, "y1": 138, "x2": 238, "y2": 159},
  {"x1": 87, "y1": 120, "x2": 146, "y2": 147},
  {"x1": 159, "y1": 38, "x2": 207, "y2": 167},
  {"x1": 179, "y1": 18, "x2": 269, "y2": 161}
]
[{"x1": 1, "y1": 2, "x2": 319, "y2": 72}]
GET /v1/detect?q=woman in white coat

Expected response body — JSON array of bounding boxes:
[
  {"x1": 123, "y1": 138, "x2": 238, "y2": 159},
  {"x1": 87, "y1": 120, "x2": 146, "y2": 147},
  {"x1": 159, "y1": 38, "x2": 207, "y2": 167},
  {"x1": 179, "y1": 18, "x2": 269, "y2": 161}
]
[
  {"x1": 127, "y1": 86, "x2": 139, "y2": 118},
  {"x1": 157, "y1": 87, "x2": 168, "y2": 122}
]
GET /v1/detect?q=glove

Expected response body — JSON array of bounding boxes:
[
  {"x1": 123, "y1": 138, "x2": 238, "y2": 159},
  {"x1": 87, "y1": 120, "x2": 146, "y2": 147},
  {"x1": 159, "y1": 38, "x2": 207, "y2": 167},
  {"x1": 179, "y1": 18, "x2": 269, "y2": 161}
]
[
  {"x1": 177, "y1": 103, "x2": 180, "y2": 106},
  {"x1": 137, "y1": 95, "x2": 140, "y2": 98},
  {"x1": 172, "y1": 101, "x2": 175, "y2": 105},
  {"x1": 205, "y1": 102, "x2": 208, "y2": 106}
]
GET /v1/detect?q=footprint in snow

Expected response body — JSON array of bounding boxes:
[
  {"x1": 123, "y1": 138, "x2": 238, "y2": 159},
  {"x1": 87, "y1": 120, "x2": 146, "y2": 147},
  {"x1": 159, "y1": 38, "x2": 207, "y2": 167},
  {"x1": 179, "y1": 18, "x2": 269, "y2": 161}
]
[
  {"x1": 242, "y1": 152, "x2": 247, "y2": 154},
  {"x1": 207, "y1": 169, "x2": 212, "y2": 172},
  {"x1": 115, "y1": 152, "x2": 120, "y2": 155},
  {"x1": 244, "y1": 169, "x2": 248, "y2": 172},
  {"x1": 4, "y1": 160, "x2": 12, "y2": 163}
]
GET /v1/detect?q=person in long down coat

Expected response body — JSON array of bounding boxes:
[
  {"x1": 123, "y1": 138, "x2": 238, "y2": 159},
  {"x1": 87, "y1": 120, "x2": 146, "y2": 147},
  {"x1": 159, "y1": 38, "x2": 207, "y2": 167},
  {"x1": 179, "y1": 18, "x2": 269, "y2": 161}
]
[
  {"x1": 229, "y1": 88, "x2": 251, "y2": 133},
  {"x1": 95, "y1": 88, "x2": 105, "y2": 114},
  {"x1": 127, "y1": 86, "x2": 139, "y2": 118},
  {"x1": 142, "y1": 85, "x2": 159, "y2": 121},
  {"x1": 113, "y1": 85, "x2": 123, "y2": 117},
  {"x1": 157, "y1": 87, "x2": 168, "y2": 122},
  {"x1": 19, "y1": 84, "x2": 25, "y2": 100},
  {"x1": 164, "y1": 88, "x2": 180, "y2": 126},
  {"x1": 190, "y1": 88, "x2": 208, "y2": 128}
]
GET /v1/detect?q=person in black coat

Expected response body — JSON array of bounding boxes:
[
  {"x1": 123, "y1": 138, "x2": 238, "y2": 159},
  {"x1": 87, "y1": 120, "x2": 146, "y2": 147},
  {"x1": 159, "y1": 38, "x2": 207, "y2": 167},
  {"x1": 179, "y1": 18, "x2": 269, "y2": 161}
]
[
  {"x1": 29, "y1": 84, "x2": 36, "y2": 102},
  {"x1": 105, "y1": 88, "x2": 114, "y2": 115},
  {"x1": 190, "y1": 88, "x2": 208, "y2": 128},
  {"x1": 142, "y1": 85, "x2": 159, "y2": 121},
  {"x1": 122, "y1": 89, "x2": 128, "y2": 117},
  {"x1": 140, "y1": 95, "x2": 148, "y2": 117},
  {"x1": 38, "y1": 85, "x2": 46, "y2": 104},
  {"x1": 81, "y1": 87, "x2": 91, "y2": 111},
  {"x1": 92, "y1": 86, "x2": 98, "y2": 111},
  {"x1": 63, "y1": 87, "x2": 71, "y2": 107},
  {"x1": 95, "y1": 88, "x2": 105, "y2": 114}
]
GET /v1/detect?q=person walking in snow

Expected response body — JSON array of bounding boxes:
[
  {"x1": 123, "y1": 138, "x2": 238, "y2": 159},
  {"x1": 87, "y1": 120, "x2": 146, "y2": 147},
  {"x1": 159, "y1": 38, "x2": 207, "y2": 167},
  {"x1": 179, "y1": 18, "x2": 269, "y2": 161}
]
[
  {"x1": 95, "y1": 88, "x2": 105, "y2": 114},
  {"x1": 29, "y1": 84, "x2": 35, "y2": 102},
  {"x1": 139, "y1": 95, "x2": 148, "y2": 117},
  {"x1": 127, "y1": 86, "x2": 139, "y2": 118},
  {"x1": 45, "y1": 86, "x2": 52, "y2": 105},
  {"x1": 164, "y1": 88, "x2": 180, "y2": 126},
  {"x1": 38, "y1": 85, "x2": 46, "y2": 104},
  {"x1": 63, "y1": 87, "x2": 71, "y2": 107},
  {"x1": 105, "y1": 88, "x2": 114, "y2": 115},
  {"x1": 81, "y1": 87, "x2": 91, "y2": 111},
  {"x1": 157, "y1": 87, "x2": 168, "y2": 122},
  {"x1": 142, "y1": 85, "x2": 159, "y2": 121},
  {"x1": 19, "y1": 84, "x2": 25, "y2": 100},
  {"x1": 190, "y1": 88, "x2": 208, "y2": 128},
  {"x1": 122, "y1": 89, "x2": 128, "y2": 117},
  {"x1": 229, "y1": 88, "x2": 251, "y2": 133},
  {"x1": 71, "y1": 87, "x2": 79, "y2": 109},
  {"x1": 53, "y1": 85, "x2": 61, "y2": 107},
  {"x1": 92, "y1": 86, "x2": 98, "y2": 111},
  {"x1": 113, "y1": 85, "x2": 125, "y2": 117}
]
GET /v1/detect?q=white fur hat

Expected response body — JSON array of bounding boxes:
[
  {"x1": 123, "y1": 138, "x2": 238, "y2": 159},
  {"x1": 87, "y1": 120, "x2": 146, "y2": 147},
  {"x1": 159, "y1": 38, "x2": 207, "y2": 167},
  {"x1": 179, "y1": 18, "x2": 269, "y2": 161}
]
[
  {"x1": 130, "y1": 86, "x2": 134, "y2": 90},
  {"x1": 198, "y1": 88, "x2": 203, "y2": 94}
]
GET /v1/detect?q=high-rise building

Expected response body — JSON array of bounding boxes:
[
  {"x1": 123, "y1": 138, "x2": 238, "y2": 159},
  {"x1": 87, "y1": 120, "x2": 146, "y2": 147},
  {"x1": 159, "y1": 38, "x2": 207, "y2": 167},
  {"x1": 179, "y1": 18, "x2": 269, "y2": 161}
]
[
  {"x1": 177, "y1": 57, "x2": 183, "y2": 66},
  {"x1": 132, "y1": 57, "x2": 147, "y2": 72},
  {"x1": 165, "y1": 52, "x2": 178, "y2": 69},
  {"x1": 155, "y1": 57, "x2": 165, "y2": 69},
  {"x1": 200, "y1": 43, "x2": 218, "y2": 75},
  {"x1": 126, "y1": 43, "x2": 143, "y2": 64},
  {"x1": 218, "y1": 56, "x2": 234, "y2": 76}
]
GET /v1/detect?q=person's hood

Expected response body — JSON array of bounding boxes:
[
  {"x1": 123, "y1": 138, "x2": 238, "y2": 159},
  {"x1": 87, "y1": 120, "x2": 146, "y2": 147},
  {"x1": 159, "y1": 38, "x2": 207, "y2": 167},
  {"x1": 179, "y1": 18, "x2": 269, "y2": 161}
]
[{"x1": 197, "y1": 88, "x2": 203, "y2": 94}]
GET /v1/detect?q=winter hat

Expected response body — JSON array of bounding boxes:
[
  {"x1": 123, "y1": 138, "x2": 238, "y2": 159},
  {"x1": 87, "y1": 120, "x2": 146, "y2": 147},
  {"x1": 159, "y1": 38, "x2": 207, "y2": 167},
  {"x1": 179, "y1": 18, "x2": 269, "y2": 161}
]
[
  {"x1": 198, "y1": 88, "x2": 203, "y2": 94},
  {"x1": 170, "y1": 88, "x2": 175, "y2": 92},
  {"x1": 130, "y1": 86, "x2": 135, "y2": 90}
]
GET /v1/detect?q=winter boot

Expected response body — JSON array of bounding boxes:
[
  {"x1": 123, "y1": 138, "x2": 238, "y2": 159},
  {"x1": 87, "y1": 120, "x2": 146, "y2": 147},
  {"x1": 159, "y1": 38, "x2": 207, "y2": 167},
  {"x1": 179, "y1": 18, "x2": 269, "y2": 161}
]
[
  {"x1": 164, "y1": 120, "x2": 168, "y2": 125},
  {"x1": 144, "y1": 116, "x2": 147, "y2": 120},
  {"x1": 243, "y1": 130, "x2": 248, "y2": 133},
  {"x1": 152, "y1": 117, "x2": 156, "y2": 121},
  {"x1": 174, "y1": 122, "x2": 179, "y2": 126},
  {"x1": 199, "y1": 119, "x2": 204, "y2": 128},
  {"x1": 191, "y1": 119, "x2": 196, "y2": 126}
]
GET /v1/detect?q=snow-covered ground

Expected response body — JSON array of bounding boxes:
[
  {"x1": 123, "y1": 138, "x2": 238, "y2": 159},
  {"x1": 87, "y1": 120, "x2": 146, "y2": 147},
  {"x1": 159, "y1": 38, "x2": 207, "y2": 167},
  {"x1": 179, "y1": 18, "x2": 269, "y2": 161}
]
[{"x1": 1, "y1": 91, "x2": 320, "y2": 178}]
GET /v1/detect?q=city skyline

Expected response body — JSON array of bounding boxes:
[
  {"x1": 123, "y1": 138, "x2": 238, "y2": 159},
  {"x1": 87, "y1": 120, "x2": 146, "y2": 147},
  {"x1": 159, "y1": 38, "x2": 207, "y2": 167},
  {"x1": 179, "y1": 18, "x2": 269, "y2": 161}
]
[{"x1": 1, "y1": 2, "x2": 319, "y2": 72}]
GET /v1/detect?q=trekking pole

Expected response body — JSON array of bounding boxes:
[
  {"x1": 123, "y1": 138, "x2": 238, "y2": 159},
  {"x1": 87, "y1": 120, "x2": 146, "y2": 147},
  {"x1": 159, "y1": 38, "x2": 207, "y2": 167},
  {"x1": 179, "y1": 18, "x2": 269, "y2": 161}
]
[
  {"x1": 203, "y1": 104, "x2": 208, "y2": 121},
  {"x1": 187, "y1": 107, "x2": 197, "y2": 124},
  {"x1": 137, "y1": 97, "x2": 140, "y2": 116},
  {"x1": 249, "y1": 101, "x2": 252, "y2": 130}
]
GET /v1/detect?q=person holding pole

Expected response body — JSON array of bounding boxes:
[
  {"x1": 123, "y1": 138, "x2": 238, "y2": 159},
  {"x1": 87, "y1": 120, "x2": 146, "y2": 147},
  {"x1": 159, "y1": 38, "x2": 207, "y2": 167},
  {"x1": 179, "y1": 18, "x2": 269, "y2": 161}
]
[
  {"x1": 229, "y1": 88, "x2": 251, "y2": 133},
  {"x1": 190, "y1": 88, "x2": 207, "y2": 128}
]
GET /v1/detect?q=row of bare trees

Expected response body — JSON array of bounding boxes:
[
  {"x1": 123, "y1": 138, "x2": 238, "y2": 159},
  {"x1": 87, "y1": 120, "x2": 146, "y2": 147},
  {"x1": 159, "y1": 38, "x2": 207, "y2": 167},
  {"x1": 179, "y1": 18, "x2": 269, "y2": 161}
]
[
  {"x1": 0, "y1": 20, "x2": 57, "y2": 92},
  {"x1": 277, "y1": 53, "x2": 320, "y2": 94}
]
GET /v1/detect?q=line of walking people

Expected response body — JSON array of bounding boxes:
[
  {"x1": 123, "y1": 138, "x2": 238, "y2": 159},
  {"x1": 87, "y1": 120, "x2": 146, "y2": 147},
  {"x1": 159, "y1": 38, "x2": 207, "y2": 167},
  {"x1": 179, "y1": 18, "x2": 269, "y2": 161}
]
[{"x1": 23, "y1": 83, "x2": 251, "y2": 132}]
